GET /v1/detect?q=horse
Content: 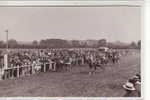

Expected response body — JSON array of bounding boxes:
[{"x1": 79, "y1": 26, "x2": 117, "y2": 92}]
[{"x1": 87, "y1": 57, "x2": 105, "y2": 74}]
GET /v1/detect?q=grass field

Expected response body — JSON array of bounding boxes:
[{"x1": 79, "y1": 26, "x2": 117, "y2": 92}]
[{"x1": 0, "y1": 51, "x2": 140, "y2": 97}]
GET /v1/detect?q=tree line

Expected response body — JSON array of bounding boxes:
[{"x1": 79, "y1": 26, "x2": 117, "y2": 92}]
[{"x1": 0, "y1": 39, "x2": 141, "y2": 49}]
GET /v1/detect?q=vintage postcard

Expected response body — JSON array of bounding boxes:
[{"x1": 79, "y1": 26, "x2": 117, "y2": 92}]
[{"x1": 0, "y1": 0, "x2": 143, "y2": 97}]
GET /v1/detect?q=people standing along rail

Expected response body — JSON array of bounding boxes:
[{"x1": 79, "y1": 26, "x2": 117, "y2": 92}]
[{"x1": 0, "y1": 48, "x2": 121, "y2": 80}]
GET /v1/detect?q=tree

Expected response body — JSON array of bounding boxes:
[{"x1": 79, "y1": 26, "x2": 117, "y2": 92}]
[
  {"x1": 71, "y1": 40, "x2": 80, "y2": 47},
  {"x1": 0, "y1": 41, "x2": 5, "y2": 48},
  {"x1": 39, "y1": 39, "x2": 70, "y2": 48},
  {"x1": 8, "y1": 39, "x2": 18, "y2": 48},
  {"x1": 98, "y1": 39, "x2": 107, "y2": 47},
  {"x1": 32, "y1": 40, "x2": 38, "y2": 48},
  {"x1": 82, "y1": 42, "x2": 88, "y2": 48},
  {"x1": 137, "y1": 40, "x2": 141, "y2": 49},
  {"x1": 39, "y1": 40, "x2": 47, "y2": 48},
  {"x1": 32, "y1": 40, "x2": 38, "y2": 45},
  {"x1": 130, "y1": 41, "x2": 137, "y2": 49}
]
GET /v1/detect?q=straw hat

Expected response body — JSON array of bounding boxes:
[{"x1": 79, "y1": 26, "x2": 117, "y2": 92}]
[{"x1": 123, "y1": 82, "x2": 136, "y2": 91}]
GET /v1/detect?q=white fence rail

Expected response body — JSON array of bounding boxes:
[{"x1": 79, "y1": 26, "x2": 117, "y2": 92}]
[{"x1": 0, "y1": 62, "x2": 56, "y2": 80}]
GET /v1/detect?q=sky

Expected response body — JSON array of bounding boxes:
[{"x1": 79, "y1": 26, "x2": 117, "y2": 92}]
[{"x1": 0, "y1": 7, "x2": 141, "y2": 43}]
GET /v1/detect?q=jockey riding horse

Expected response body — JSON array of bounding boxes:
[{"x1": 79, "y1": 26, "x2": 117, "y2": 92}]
[{"x1": 88, "y1": 54, "x2": 105, "y2": 74}]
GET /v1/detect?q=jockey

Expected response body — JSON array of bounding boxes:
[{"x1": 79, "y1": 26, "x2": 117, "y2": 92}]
[{"x1": 88, "y1": 54, "x2": 97, "y2": 75}]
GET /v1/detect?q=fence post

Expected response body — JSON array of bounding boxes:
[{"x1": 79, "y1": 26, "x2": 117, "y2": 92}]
[
  {"x1": 17, "y1": 66, "x2": 20, "y2": 78},
  {"x1": 44, "y1": 63, "x2": 46, "y2": 72},
  {"x1": 22, "y1": 67, "x2": 25, "y2": 76},
  {"x1": 82, "y1": 57, "x2": 84, "y2": 65},
  {"x1": 53, "y1": 63, "x2": 56, "y2": 71},
  {"x1": 49, "y1": 63, "x2": 51, "y2": 70},
  {"x1": 31, "y1": 65, "x2": 34, "y2": 74},
  {"x1": 4, "y1": 54, "x2": 8, "y2": 70},
  {"x1": 50, "y1": 62, "x2": 53, "y2": 71},
  {"x1": 0, "y1": 68, "x2": 4, "y2": 80}
]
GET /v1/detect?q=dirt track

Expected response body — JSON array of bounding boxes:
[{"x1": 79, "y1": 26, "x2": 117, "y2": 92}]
[{"x1": 0, "y1": 52, "x2": 140, "y2": 97}]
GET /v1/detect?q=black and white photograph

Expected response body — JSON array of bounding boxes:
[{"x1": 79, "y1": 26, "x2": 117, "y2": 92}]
[{"x1": 0, "y1": 5, "x2": 141, "y2": 97}]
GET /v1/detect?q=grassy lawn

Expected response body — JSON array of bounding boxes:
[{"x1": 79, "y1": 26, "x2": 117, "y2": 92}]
[{"x1": 0, "y1": 52, "x2": 140, "y2": 97}]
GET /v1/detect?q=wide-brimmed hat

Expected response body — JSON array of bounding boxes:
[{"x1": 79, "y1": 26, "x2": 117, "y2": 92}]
[{"x1": 123, "y1": 82, "x2": 136, "y2": 91}]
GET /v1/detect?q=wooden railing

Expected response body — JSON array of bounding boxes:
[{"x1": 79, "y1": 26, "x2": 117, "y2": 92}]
[{"x1": 0, "y1": 62, "x2": 56, "y2": 80}]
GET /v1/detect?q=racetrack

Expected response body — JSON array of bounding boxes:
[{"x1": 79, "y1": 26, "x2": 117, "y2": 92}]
[{"x1": 0, "y1": 51, "x2": 140, "y2": 97}]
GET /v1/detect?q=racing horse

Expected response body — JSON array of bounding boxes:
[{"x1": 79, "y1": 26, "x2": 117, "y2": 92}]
[{"x1": 88, "y1": 56, "x2": 105, "y2": 74}]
